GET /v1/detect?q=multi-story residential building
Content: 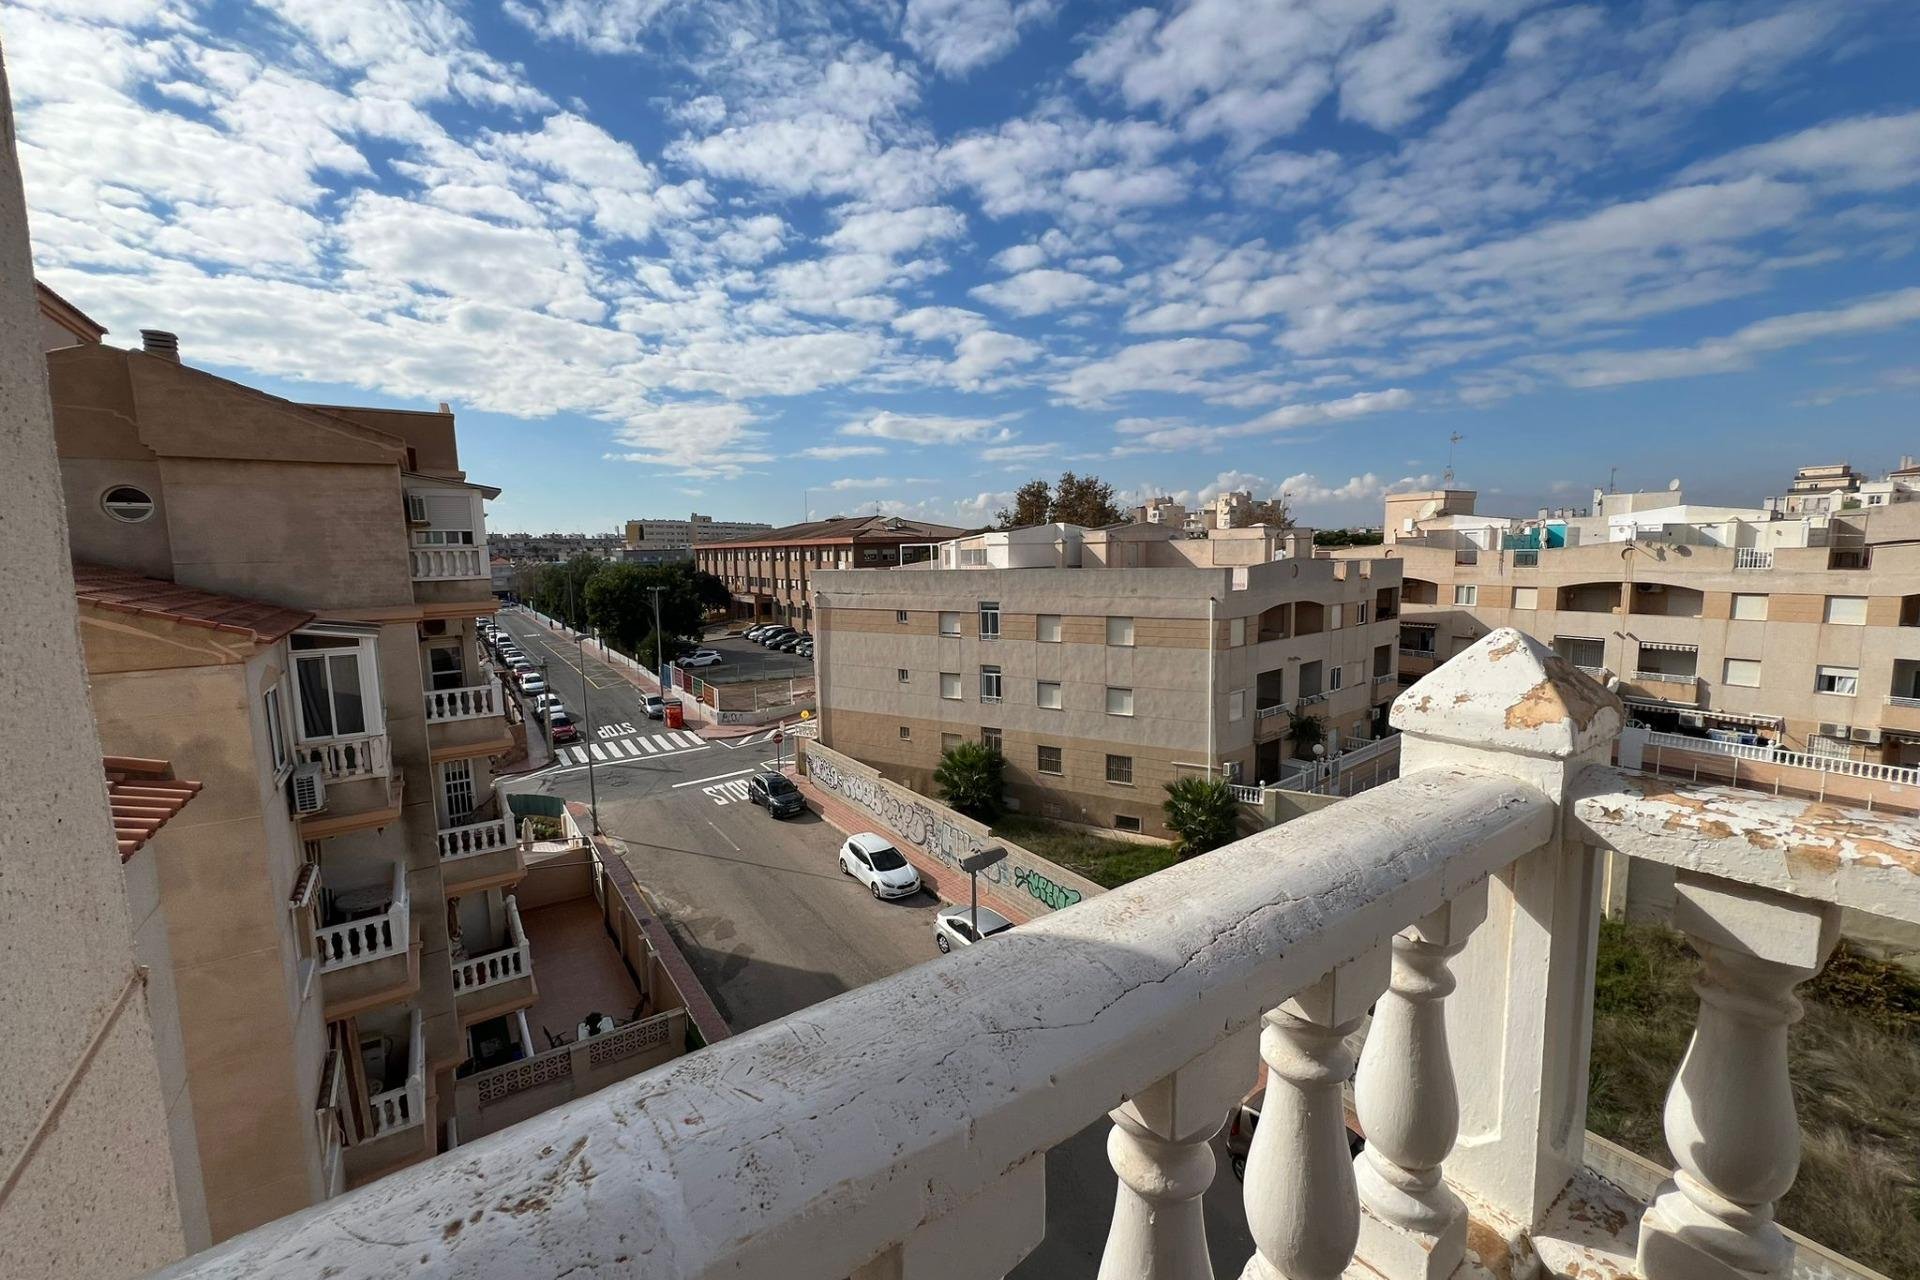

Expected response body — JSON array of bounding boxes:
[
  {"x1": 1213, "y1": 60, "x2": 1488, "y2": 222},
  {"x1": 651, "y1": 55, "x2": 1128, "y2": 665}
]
[
  {"x1": 1347, "y1": 485, "x2": 1920, "y2": 770},
  {"x1": 623, "y1": 512, "x2": 772, "y2": 550},
  {"x1": 696, "y1": 514, "x2": 971, "y2": 627},
  {"x1": 1130, "y1": 495, "x2": 1188, "y2": 533},
  {"x1": 46, "y1": 314, "x2": 530, "y2": 1245},
  {"x1": 812, "y1": 522, "x2": 1402, "y2": 837},
  {"x1": 487, "y1": 530, "x2": 624, "y2": 563}
]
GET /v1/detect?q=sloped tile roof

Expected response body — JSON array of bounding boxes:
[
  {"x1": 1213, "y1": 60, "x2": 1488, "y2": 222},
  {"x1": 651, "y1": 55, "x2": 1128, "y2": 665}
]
[
  {"x1": 104, "y1": 757, "x2": 202, "y2": 861},
  {"x1": 73, "y1": 564, "x2": 314, "y2": 642}
]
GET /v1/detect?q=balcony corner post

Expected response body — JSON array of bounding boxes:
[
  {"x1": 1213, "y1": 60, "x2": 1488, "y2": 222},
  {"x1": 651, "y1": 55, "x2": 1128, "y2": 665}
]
[
  {"x1": 1636, "y1": 873, "x2": 1839, "y2": 1280},
  {"x1": 1389, "y1": 628, "x2": 1623, "y2": 1238},
  {"x1": 1098, "y1": 1027, "x2": 1256, "y2": 1280}
]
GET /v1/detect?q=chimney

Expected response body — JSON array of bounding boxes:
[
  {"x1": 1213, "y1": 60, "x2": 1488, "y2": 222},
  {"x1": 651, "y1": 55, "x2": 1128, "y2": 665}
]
[{"x1": 140, "y1": 329, "x2": 179, "y2": 361}]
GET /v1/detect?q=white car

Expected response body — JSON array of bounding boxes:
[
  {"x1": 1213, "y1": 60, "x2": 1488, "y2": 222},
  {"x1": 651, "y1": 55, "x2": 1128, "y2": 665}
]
[
  {"x1": 838, "y1": 833, "x2": 921, "y2": 900},
  {"x1": 680, "y1": 649, "x2": 723, "y2": 668},
  {"x1": 534, "y1": 692, "x2": 565, "y2": 715},
  {"x1": 519, "y1": 671, "x2": 547, "y2": 694},
  {"x1": 934, "y1": 904, "x2": 1013, "y2": 953}
]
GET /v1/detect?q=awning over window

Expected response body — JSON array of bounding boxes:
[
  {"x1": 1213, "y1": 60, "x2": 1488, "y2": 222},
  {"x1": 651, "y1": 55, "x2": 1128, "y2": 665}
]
[
  {"x1": 1636, "y1": 641, "x2": 1699, "y2": 653},
  {"x1": 1399, "y1": 620, "x2": 1437, "y2": 630},
  {"x1": 1701, "y1": 709, "x2": 1784, "y2": 728}
]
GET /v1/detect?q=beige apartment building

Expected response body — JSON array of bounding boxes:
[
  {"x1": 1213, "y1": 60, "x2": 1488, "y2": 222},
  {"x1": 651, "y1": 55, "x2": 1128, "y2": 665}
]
[
  {"x1": 1349, "y1": 487, "x2": 1920, "y2": 769},
  {"x1": 813, "y1": 523, "x2": 1402, "y2": 838},
  {"x1": 47, "y1": 309, "x2": 532, "y2": 1246},
  {"x1": 696, "y1": 514, "x2": 970, "y2": 627}
]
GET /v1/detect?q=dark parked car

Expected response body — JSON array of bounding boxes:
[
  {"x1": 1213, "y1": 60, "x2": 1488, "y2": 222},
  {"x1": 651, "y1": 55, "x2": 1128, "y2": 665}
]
[
  {"x1": 759, "y1": 627, "x2": 797, "y2": 647},
  {"x1": 748, "y1": 771, "x2": 805, "y2": 818},
  {"x1": 548, "y1": 709, "x2": 580, "y2": 744}
]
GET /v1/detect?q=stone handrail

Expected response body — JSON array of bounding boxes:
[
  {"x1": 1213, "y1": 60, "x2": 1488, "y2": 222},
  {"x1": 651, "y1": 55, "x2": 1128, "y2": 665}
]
[
  {"x1": 451, "y1": 895, "x2": 531, "y2": 994},
  {"x1": 1647, "y1": 728, "x2": 1920, "y2": 785},
  {"x1": 365, "y1": 1010, "x2": 426, "y2": 1138},
  {"x1": 424, "y1": 683, "x2": 500, "y2": 723},
  {"x1": 148, "y1": 630, "x2": 1916, "y2": 1280},
  {"x1": 438, "y1": 816, "x2": 513, "y2": 861},
  {"x1": 410, "y1": 546, "x2": 486, "y2": 581},
  {"x1": 314, "y1": 864, "x2": 408, "y2": 973},
  {"x1": 294, "y1": 732, "x2": 387, "y2": 782}
]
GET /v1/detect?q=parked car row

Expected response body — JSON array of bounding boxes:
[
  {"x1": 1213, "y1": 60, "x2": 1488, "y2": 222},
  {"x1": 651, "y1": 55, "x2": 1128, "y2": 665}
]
[{"x1": 743, "y1": 624, "x2": 813, "y2": 657}]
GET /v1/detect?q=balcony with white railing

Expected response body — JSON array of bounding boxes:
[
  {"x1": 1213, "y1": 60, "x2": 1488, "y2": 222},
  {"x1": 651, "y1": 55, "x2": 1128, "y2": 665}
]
[
  {"x1": 410, "y1": 544, "x2": 487, "y2": 582},
  {"x1": 153, "y1": 629, "x2": 1920, "y2": 1280},
  {"x1": 438, "y1": 814, "x2": 526, "y2": 894},
  {"x1": 341, "y1": 1008, "x2": 433, "y2": 1189},
  {"x1": 317, "y1": 864, "x2": 416, "y2": 1020},
  {"x1": 1734, "y1": 546, "x2": 1774, "y2": 570},
  {"x1": 451, "y1": 894, "x2": 535, "y2": 1015},
  {"x1": 295, "y1": 733, "x2": 388, "y2": 782},
  {"x1": 425, "y1": 682, "x2": 501, "y2": 723},
  {"x1": 363, "y1": 1010, "x2": 427, "y2": 1140}
]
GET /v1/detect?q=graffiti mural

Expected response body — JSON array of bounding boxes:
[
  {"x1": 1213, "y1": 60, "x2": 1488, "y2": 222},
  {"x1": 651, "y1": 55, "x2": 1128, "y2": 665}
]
[{"x1": 807, "y1": 749, "x2": 1097, "y2": 916}]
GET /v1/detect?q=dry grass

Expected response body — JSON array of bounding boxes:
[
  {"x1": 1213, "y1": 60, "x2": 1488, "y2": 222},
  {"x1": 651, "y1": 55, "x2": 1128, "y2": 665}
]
[
  {"x1": 988, "y1": 814, "x2": 1178, "y2": 888},
  {"x1": 1590, "y1": 919, "x2": 1920, "y2": 1278}
]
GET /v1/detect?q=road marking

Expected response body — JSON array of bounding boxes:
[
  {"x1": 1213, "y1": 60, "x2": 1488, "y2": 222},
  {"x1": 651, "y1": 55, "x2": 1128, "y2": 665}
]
[
  {"x1": 589, "y1": 744, "x2": 609, "y2": 761},
  {"x1": 619, "y1": 740, "x2": 642, "y2": 757},
  {"x1": 599, "y1": 721, "x2": 634, "y2": 739},
  {"x1": 705, "y1": 820, "x2": 742, "y2": 852},
  {"x1": 672, "y1": 766, "x2": 759, "y2": 789},
  {"x1": 567, "y1": 747, "x2": 588, "y2": 764},
  {"x1": 672, "y1": 731, "x2": 703, "y2": 748},
  {"x1": 705, "y1": 779, "x2": 753, "y2": 806},
  {"x1": 634, "y1": 736, "x2": 658, "y2": 754}
]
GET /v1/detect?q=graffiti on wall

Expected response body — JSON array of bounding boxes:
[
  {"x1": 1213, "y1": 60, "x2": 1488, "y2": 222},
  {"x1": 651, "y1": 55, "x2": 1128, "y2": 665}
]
[{"x1": 807, "y1": 751, "x2": 1090, "y2": 914}]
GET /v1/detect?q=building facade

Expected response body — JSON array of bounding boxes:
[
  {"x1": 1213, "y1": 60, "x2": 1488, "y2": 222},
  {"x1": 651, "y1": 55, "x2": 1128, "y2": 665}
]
[
  {"x1": 695, "y1": 514, "x2": 971, "y2": 628},
  {"x1": 1346, "y1": 487, "x2": 1920, "y2": 769},
  {"x1": 623, "y1": 512, "x2": 772, "y2": 550},
  {"x1": 47, "y1": 319, "x2": 531, "y2": 1245},
  {"x1": 814, "y1": 523, "x2": 1402, "y2": 838}
]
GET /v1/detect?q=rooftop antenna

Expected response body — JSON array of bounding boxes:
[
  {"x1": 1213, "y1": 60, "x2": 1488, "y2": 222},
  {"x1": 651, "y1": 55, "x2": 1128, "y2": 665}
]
[
  {"x1": 1442, "y1": 432, "x2": 1464, "y2": 487},
  {"x1": 1608, "y1": 466, "x2": 1618, "y2": 494}
]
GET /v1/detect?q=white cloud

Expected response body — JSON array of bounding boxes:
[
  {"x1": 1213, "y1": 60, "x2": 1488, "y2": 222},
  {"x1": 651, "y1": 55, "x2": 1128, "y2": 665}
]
[
  {"x1": 841, "y1": 410, "x2": 1008, "y2": 444},
  {"x1": 945, "y1": 329, "x2": 1041, "y2": 389},
  {"x1": 891, "y1": 306, "x2": 989, "y2": 341},
  {"x1": 970, "y1": 267, "x2": 1115, "y2": 316},
  {"x1": 824, "y1": 204, "x2": 967, "y2": 256},
  {"x1": 1684, "y1": 111, "x2": 1920, "y2": 195},
  {"x1": 826, "y1": 475, "x2": 937, "y2": 490},
  {"x1": 800, "y1": 444, "x2": 888, "y2": 460},
  {"x1": 1054, "y1": 338, "x2": 1252, "y2": 407},
  {"x1": 902, "y1": 0, "x2": 1060, "y2": 77},
  {"x1": 980, "y1": 442, "x2": 1058, "y2": 463}
]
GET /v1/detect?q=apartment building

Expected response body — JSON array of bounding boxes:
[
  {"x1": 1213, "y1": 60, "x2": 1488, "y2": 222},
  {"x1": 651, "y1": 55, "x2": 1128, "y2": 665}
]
[
  {"x1": 1130, "y1": 495, "x2": 1188, "y2": 532},
  {"x1": 696, "y1": 514, "x2": 971, "y2": 627},
  {"x1": 47, "y1": 315, "x2": 532, "y2": 1245},
  {"x1": 623, "y1": 511, "x2": 771, "y2": 549},
  {"x1": 813, "y1": 523, "x2": 1402, "y2": 838},
  {"x1": 1346, "y1": 486, "x2": 1920, "y2": 769},
  {"x1": 487, "y1": 530, "x2": 623, "y2": 563}
]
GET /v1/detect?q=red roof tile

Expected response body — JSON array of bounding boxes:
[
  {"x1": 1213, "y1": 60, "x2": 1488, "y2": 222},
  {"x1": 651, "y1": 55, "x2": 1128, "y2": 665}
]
[
  {"x1": 105, "y1": 757, "x2": 202, "y2": 861},
  {"x1": 73, "y1": 564, "x2": 313, "y2": 643}
]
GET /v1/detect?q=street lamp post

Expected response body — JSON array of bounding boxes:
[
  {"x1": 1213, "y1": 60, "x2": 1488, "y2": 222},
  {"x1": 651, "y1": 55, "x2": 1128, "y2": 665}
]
[
  {"x1": 960, "y1": 844, "x2": 1008, "y2": 942},
  {"x1": 569, "y1": 575, "x2": 599, "y2": 835}
]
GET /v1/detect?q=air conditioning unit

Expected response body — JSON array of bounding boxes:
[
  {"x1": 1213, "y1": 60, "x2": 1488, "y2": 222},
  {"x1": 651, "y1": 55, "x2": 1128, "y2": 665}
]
[
  {"x1": 1678, "y1": 712, "x2": 1706, "y2": 728},
  {"x1": 1818, "y1": 722, "x2": 1851, "y2": 740},
  {"x1": 1852, "y1": 727, "x2": 1883, "y2": 745},
  {"x1": 1634, "y1": 582, "x2": 1666, "y2": 594},
  {"x1": 288, "y1": 763, "x2": 327, "y2": 815},
  {"x1": 405, "y1": 494, "x2": 428, "y2": 524}
]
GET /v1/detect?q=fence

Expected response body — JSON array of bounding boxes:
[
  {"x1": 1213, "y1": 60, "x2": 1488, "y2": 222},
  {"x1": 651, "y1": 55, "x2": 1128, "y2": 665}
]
[{"x1": 1630, "y1": 728, "x2": 1920, "y2": 814}]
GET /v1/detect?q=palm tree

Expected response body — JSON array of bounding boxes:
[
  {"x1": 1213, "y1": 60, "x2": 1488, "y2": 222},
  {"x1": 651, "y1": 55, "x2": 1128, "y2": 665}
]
[
  {"x1": 1286, "y1": 709, "x2": 1326, "y2": 759},
  {"x1": 1162, "y1": 775, "x2": 1240, "y2": 858},
  {"x1": 934, "y1": 740, "x2": 1005, "y2": 821}
]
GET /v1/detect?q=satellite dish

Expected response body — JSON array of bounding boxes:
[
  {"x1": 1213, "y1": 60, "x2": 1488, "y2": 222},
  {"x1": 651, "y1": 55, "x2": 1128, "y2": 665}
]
[
  {"x1": 1668, "y1": 478, "x2": 1681, "y2": 492},
  {"x1": 1416, "y1": 499, "x2": 1443, "y2": 520}
]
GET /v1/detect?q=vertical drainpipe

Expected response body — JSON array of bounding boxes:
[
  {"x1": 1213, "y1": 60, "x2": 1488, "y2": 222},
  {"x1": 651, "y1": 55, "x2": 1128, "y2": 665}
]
[{"x1": 1207, "y1": 593, "x2": 1218, "y2": 779}]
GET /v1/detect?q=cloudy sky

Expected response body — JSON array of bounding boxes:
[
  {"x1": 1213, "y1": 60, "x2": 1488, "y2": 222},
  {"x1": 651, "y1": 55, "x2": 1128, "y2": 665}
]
[{"x1": 7, "y1": 0, "x2": 1920, "y2": 532}]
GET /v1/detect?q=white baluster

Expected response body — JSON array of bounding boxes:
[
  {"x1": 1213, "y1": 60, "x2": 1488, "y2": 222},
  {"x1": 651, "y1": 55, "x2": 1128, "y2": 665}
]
[
  {"x1": 1353, "y1": 883, "x2": 1486, "y2": 1279},
  {"x1": 1637, "y1": 874, "x2": 1838, "y2": 1280},
  {"x1": 1241, "y1": 945, "x2": 1388, "y2": 1280},
  {"x1": 1099, "y1": 1029, "x2": 1254, "y2": 1280}
]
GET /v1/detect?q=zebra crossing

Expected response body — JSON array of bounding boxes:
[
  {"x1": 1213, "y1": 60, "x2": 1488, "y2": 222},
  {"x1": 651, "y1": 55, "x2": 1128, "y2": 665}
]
[{"x1": 554, "y1": 729, "x2": 706, "y2": 766}]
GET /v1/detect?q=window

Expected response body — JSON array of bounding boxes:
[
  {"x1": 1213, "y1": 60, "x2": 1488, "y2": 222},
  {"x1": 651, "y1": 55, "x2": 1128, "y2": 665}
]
[
  {"x1": 1825, "y1": 596, "x2": 1868, "y2": 626},
  {"x1": 1107, "y1": 616, "x2": 1135, "y2": 647},
  {"x1": 1816, "y1": 665, "x2": 1859, "y2": 696},
  {"x1": 1453, "y1": 585, "x2": 1478, "y2": 606},
  {"x1": 896, "y1": 610, "x2": 909, "y2": 624},
  {"x1": 1513, "y1": 586, "x2": 1539, "y2": 610},
  {"x1": 1354, "y1": 602, "x2": 1368, "y2": 625},
  {"x1": 440, "y1": 759, "x2": 474, "y2": 822},
  {"x1": 1724, "y1": 658, "x2": 1762, "y2": 688},
  {"x1": 939, "y1": 672, "x2": 961, "y2": 700},
  {"x1": 1037, "y1": 745, "x2": 1063, "y2": 775},
  {"x1": 1329, "y1": 665, "x2": 1344, "y2": 691},
  {"x1": 101, "y1": 484, "x2": 155, "y2": 522},
  {"x1": 263, "y1": 685, "x2": 290, "y2": 776},
  {"x1": 1330, "y1": 604, "x2": 1344, "y2": 629},
  {"x1": 1037, "y1": 680, "x2": 1063, "y2": 710},
  {"x1": 427, "y1": 644, "x2": 465, "y2": 691},
  {"x1": 1114, "y1": 814, "x2": 1143, "y2": 834},
  {"x1": 1229, "y1": 617, "x2": 1246, "y2": 646},
  {"x1": 941, "y1": 732, "x2": 962, "y2": 752},
  {"x1": 978, "y1": 600, "x2": 1000, "y2": 640},
  {"x1": 1229, "y1": 689, "x2": 1246, "y2": 721},
  {"x1": 1037, "y1": 614, "x2": 1062, "y2": 643},
  {"x1": 292, "y1": 633, "x2": 379, "y2": 741},
  {"x1": 938, "y1": 611, "x2": 960, "y2": 636},
  {"x1": 897, "y1": 668, "x2": 910, "y2": 684},
  {"x1": 980, "y1": 666, "x2": 1003, "y2": 701},
  {"x1": 1106, "y1": 686, "x2": 1134, "y2": 716},
  {"x1": 899, "y1": 725, "x2": 912, "y2": 740},
  {"x1": 1106, "y1": 754, "x2": 1133, "y2": 785},
  {"x1": 1731, "y1": 593, "x2": 1768, "y2": 621},
  {"x1": 981, "y1": 727, "x2": 1002, "y2": 754}
]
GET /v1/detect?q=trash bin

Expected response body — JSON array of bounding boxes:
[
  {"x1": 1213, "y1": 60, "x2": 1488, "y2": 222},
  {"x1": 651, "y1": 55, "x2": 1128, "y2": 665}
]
[{"x1": 664, "y1": 700, "x2": 685, "y2": 730}]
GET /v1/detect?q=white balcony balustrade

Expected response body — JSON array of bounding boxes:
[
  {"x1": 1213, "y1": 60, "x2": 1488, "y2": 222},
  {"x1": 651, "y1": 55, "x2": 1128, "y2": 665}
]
[
  {"x1": 438, "y1": 816, "x2": 514, "y2": 861},
  {"x1": 295, "y1": 733, "x2": 387, "y2": 782},
  {"x1": 314, "y1": 865, "x2": 409, "y2": 973},
  {"x1": 410, "y1": 546, "x2": 486, "y2": 581},
  {"x1": 152, "y1": 629, "x2": 1920, "y2": 1280},
  {"x1": 424, "y1": 683, "x2": 500, "y2": 723},
  {"x1": 364, "y1": 1011, "x2": 427, "y2": 1139},
  {"x1": 450, "y1": 895, "x2": 531, "y2": 994},
  {"x1": 1734, "y1": 547, "x2": 1774, "y2": 570}
]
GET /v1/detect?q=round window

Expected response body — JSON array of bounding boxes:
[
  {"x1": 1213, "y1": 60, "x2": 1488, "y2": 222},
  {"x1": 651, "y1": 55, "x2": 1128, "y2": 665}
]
[{"x1": 101, "y1": 485, "x2": 155, "y2": 523}]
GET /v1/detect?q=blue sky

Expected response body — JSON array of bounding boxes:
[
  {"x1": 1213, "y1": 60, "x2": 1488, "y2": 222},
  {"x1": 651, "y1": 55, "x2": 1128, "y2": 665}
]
[{"x1": 7, "y1": 0, "x2": 1920, "y2": 532}]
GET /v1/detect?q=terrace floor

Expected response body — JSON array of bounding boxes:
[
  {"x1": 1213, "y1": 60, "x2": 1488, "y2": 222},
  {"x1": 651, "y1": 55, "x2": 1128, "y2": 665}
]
[{"x1": 519, "y1": 898, "x2": 642, "y2": 1049}]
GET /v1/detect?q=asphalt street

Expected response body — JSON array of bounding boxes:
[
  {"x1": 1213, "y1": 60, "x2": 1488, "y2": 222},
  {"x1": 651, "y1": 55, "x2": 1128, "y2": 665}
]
[{"x1": 491, "y1": 607, "x2": 1255, "y2": 1277}]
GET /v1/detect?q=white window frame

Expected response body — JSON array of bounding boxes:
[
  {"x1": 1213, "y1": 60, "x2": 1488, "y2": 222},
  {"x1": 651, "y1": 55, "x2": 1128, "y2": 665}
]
[
  {"x1": 1512, "y1": 586, "x2": 1539, "y2": 610},
  {"x1": 938, "y1": 611, "x2": 961, "y2": 637},
  {"x1": 895, "y1": 610, "x2": 909, "y2": 625},
  {"x1": 1815, "y1": 665, "x2": 1859, "y2": 696},
  {"x1": 1107, "y1": 616, "x2": 1135, "y2": 647},
  {"x1": 1453, "y1": 585, "x2": 1478, "y2": 606},
  {"x1": 980, "y1": 665, "x2": 1003, "y2": 701},
  {"x1": 897, "y1": 668, "x2": 910, "y2": 684},
  {"x1": 263, "y1": 682, "x2": 291, "y2": 779},
  {"x1": 1329, "y1": 665, "x2": 1344, "y2": 691},
  {"x1": 291, "y1": 629, "x2": 384, "y2": 744},
  {"x1": 1354, "y1": 601, "x2": 1368, "y2": 625},
  {"x1": 439, "y1": 758, "x2": 475, "y2": 823},
  {"x1": 1824, "y1": 596, "x2": 1867, "y2": 626},
  {"x1": 939, "y1": 672, "x2": 962, "y2": 701},
  {"x1": 978, "y1": 600, "x2": 1001, "y2": 640},
  {"x1": 1105, "y1": 754, "x2": 1134, "y2": 786},
  {"x1": 1105, "y1": 686, "x2": 1134, "y2": 717},
  {"x1": 1723, "y1": 658, "x2": 1762, "y2": 688},
  {"x1": 1037, "y1": 745, "x2": 1063, "y2": 776},
  {"x1": 1036, "y1": 680, "x2": 1063, "y2": 710},
  {"x1": 1037, "y1": 614, "x2": 1063, "y2": 643}
]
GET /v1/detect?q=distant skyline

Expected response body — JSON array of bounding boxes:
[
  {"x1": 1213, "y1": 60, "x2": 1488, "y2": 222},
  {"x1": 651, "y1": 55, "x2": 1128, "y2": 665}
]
[{"x1": 8, "y1": 0, "x2": 1920, "y2": 531}]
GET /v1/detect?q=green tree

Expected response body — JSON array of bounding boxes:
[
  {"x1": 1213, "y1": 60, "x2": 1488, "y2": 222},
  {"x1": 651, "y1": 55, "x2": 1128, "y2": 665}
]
[
  {"x1": 1286, "y1": 710, "x2": 1326, "y2": 759},
  {"x1": 1161, "y1": 776, "x2": 1240, "y2": 858},
  {"x1": 1245, "y1": 495, "x2": 1292, "y2": 527},
  {"x1": 530, "y1": 555, "x2": 603, "y2": 630},
  {"x1": 996, "y1": 478, "x2": 1053, "y2": 528},
  {"x1": 585, "y1": 562, "x2": 708, "y2": 655},
  {"x1": 1049, "y1": 471, "x2": 1125, "y2": 527},
  {"x1": 933, "y1": 740, "x2": 1006, "y2": 821}
]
